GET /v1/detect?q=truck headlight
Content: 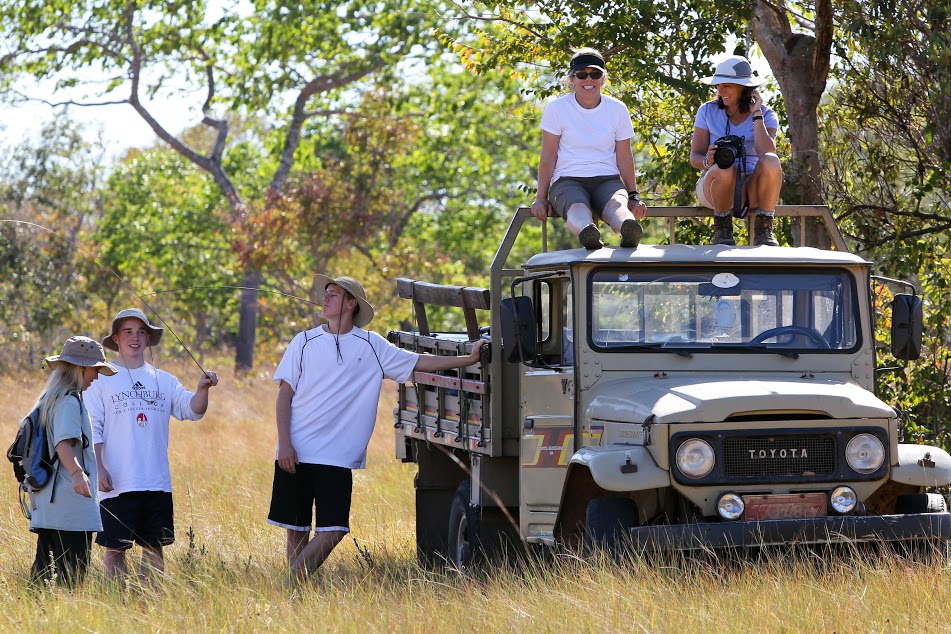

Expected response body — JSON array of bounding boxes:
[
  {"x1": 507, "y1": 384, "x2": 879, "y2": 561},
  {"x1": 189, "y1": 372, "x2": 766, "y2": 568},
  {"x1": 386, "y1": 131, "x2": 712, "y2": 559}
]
[
  {"x1": 717, "y1": 492, "x2": 745, "y2": 520},
  {"x1": 845, "y1": 433, "x2": 885, "y2": 473},
  {"x1": 676, "y1": 438, "x2": 715, "y2": 479},
  {"x1": 830, "y1": 486, "x2": 857, "y2": 514}
]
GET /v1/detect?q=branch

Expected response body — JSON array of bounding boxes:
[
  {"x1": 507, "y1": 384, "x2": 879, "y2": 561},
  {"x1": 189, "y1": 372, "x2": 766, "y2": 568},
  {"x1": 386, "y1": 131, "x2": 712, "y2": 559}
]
[
  {"x1": 120, "y1": 3, "x2": 239, "y2": 206},
  {"x1": 861, "y1": 222, "x2": 951, "y2": 249},
  {"x1": 812, "y1": 0, "x2": 833, "y2": 89},
  {"x1": 446, "y1": 1, "x2": 553, "y2": 44},
  {"x1": 10, "y1": 92, "x2": 129, "y2": 108},
  {"x1": 270, "y1": 57, "x2": 388, "y2": 196},
  {"x1": 196, "y1": 45, "x2": 228, "y2": 166}
]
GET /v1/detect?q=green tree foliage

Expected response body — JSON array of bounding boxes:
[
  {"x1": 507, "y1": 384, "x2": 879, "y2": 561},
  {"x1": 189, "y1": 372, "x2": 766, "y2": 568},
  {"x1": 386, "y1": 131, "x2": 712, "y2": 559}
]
[
  {"x1": 0, "y1": 120, "x2": 105, "y2": 366},
  {"x1": 93, "y1": 146, "x2": 239, "y2": 353},
  {"x1": 0, "y1": 0, "x2": 446, "y2": 371},
  {"x1": 435, "y1": 3, "x2": 746, "y2": 201},
  {"x1": 249, "y1": 60, "x2": 540, "y2": 335},
  {"x1": 822, "y1": 1, "x2": 951, "y2": 447}
]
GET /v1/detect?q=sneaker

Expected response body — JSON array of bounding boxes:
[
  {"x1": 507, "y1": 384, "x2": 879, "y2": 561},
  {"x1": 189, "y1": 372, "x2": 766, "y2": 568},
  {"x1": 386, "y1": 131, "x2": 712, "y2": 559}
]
[
  {"x1": 753, "y1": 214, "x2": 779, "y2": 246},
  {"x1": 619, "y1": 218, "x2": 643, "y2": 248},
  {"x1": 579, "y1": 224, "x2": 603, "y2": 250},
  {"x1": 712, "y1": 214, "x2": 736, "y2": 246}
]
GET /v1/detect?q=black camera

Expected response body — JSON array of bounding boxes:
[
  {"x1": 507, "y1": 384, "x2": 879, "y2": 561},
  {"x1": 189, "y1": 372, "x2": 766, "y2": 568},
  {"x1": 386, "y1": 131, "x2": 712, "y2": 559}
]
[{"x1": 712, "y1": 135, "x2": 745, "y2": 170}]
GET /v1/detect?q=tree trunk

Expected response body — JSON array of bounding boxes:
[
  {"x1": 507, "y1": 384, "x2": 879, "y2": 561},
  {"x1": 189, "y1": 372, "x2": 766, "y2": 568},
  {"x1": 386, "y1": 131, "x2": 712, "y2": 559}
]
[
  {"x1": 753, "y1": 0, "x2": 834, "y2": 247},
  {"x1": 235, "y1": 266, "x2": 261, "y2": 374}
]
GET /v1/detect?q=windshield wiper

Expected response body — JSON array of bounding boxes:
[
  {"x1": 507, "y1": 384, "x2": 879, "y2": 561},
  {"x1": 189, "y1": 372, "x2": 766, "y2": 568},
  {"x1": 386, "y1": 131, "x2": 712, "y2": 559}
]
[{"x1": 725, "y1": 344, "x2": 800, "y2": 358}]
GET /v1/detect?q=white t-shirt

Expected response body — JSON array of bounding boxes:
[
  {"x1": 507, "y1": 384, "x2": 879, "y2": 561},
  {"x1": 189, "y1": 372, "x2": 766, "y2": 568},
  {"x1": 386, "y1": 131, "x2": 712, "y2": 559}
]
[
  {"x1": 274, "y1": 326, "x2": 419, "y2": 470},
  {"x1": 85, "y1": 363, "x2": 202, "y2": 500},
  {"x1": 29, "y1": 394, "x2": 102, "y2": 532},
  {"x1": 540, "y1": 92, "x2": 635, "y2": 183},
  {"x1": 693, "y1": 100, "x2": 779, "y2": 172}
]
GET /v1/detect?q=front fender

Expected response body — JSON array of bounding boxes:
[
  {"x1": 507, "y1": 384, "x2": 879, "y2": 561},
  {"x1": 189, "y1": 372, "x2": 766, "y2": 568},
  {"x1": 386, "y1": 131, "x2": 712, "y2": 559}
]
[
  {"x1": 892, "y1": 444, "x2": 951, "y2": 488},
  {"x1": 569, "y1": 445, "x2": 670, "y2": 492}
]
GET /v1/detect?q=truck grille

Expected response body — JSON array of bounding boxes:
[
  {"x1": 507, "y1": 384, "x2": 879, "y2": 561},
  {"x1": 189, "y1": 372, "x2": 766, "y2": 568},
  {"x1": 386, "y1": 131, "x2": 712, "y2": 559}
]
[{"x1": 723, "y1": 435, "x2": 836, "y2": 478}]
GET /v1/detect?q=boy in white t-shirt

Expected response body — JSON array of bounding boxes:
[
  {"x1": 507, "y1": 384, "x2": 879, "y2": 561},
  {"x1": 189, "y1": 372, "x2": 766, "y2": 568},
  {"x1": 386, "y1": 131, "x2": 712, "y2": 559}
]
[
  {"x1": 85, "y1": 307, "x2": 219, "y2": 582},
  {"x1": 268, "y1": 274, "x2": 485, "y2": 578}
]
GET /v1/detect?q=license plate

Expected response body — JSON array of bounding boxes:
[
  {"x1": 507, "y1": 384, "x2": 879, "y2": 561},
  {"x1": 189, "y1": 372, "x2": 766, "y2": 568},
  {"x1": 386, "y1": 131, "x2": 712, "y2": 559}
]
[{"x1": 742, "y1": 492, "x2": 828, "y2": 521}]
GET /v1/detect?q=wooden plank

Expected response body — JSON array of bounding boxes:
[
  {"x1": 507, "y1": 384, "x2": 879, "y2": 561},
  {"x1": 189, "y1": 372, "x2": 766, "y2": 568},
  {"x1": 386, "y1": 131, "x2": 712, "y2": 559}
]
[
  {"x1": 390, "y1": 332, "x2": 479, "y2": 353},
  {"x1": 397, "y1": 278, "x2": 491, "y2": 310},
  {"x1": 412, "y1": 371, "x2": 487, "y2": 395}
]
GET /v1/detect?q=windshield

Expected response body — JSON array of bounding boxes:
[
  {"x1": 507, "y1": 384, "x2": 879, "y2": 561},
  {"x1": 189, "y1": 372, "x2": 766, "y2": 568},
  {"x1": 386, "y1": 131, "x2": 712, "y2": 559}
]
[{"x1": 589, "y1": 267, "x2": 860, "y2": 352}]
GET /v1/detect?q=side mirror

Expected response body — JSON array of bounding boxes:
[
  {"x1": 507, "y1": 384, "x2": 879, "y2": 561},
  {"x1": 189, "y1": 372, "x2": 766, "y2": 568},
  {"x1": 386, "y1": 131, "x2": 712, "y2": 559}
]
[
  {"x1": 499, "y1": 296, "x2": 537, "y2": 364},
  {"x1": 891, "y1": 294, "x2": 922, "y2": 361}
]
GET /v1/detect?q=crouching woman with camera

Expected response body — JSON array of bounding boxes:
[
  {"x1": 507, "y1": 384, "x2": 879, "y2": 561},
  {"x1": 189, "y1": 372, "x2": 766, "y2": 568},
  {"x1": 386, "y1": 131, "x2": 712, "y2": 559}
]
[{"x1": 689, "y1": 55, "x2": 782, "y2": 246}]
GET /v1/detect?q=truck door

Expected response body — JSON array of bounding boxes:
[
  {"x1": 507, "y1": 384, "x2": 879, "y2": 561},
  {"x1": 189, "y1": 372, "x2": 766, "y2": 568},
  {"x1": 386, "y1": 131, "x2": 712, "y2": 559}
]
[{"x1": 519, "y1": 277, "x2": 576, "y2": 540}]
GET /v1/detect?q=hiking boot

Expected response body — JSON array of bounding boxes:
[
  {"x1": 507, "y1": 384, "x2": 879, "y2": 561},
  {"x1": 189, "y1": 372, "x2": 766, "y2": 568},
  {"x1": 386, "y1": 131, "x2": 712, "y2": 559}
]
[
  {"x1": 619, "y1": 218, "x2": 643, "y2": 248},
  {"x1": 578, "y1": 224, "x2": 603, "y2": 250},
  {"x1": 754, "y1": 213, "x2": 779, "y2": 246},
  {"x1": 712, "y1": 214, "x2": 735, "y2": 246}
]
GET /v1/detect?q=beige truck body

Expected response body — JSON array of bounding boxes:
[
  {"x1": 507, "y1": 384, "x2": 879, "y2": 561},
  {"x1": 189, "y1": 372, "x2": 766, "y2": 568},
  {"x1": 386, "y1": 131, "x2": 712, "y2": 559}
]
[{"x1": 391, "y1": 207, "x2": 951, "y2": 565}]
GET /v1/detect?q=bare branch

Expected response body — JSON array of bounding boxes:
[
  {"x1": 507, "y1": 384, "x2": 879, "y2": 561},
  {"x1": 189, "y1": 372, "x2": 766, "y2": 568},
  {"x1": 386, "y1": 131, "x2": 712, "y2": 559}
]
[
  {"x1": 120, "y1": 2, "x2": 239, "y2": 206},
  {"x1": 270, "y1": 57, "x2": 387, "y2": 195},
  {"x1": 446, "y1": 1, "x2": 553, "y2": 44},
  {"x1": 10, "y1": 92, "x2": 130, "y2": 108}
]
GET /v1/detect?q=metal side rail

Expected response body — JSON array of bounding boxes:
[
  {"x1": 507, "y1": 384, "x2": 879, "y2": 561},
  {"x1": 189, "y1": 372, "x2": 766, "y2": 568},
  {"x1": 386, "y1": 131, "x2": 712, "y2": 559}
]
[{"x1": 629, "y1": 512, "x2": 951, "y2": 551}]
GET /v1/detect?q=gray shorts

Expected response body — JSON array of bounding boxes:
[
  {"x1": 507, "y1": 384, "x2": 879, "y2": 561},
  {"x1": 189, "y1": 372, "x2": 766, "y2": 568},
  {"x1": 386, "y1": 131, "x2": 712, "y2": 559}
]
[{"x1": 549, "y1": 175, "x2": 626, "y2": 218}]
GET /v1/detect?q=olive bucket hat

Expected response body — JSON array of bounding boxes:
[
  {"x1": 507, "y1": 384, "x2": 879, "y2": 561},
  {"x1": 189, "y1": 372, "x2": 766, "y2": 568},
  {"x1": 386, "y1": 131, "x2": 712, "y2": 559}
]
[
  {"x1": 102, "y1": 307, "x2": 164, "y2": 351},
  {"x1": 45, "y1": 336, "x2": 117, "y2": 375},
  {"x1": 313, "y1": 274, "x2": 375, "y2": 328}
]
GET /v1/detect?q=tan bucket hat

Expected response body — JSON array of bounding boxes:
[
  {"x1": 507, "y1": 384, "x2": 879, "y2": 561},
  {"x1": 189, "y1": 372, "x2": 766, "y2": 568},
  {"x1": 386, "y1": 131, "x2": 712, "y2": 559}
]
[
  {"x1": 701, "y1": 55, "x2": 764, "y2": 87},
  {"x1": 45, "y1": 336, "x2": 117, "y2": 375},
  {"x1": 313, "y1": 274, "x2": 375, "y2": 328},
  {"x1": 102, "y1": 307, "x2": 164, "y2": 351}
]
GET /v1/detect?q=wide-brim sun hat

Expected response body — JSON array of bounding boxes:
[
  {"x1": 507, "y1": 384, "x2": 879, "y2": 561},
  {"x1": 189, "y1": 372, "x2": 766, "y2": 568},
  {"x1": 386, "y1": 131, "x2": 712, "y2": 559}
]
[
  {"x1": 701, "y1": 55, "x2": 763, "y2": 87},
  {"x1": 102, "y1": 307, "x2": 164, "y2": 351},
  {"x1": 313, "y1": 274, "x2": 375, "y2": 328},
  {"x1": 45, "y1": 336, "x2": 118, "y2": 375}
]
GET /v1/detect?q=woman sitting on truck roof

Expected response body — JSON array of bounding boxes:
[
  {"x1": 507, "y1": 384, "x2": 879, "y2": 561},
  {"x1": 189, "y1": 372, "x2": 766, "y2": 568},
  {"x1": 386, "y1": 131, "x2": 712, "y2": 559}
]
[
  {"x1": 531, "y1": 48, "x2": 648, "y2": 250},
  {"x1": 689, "y1": 54, "x2": 783, "y2": 247}
]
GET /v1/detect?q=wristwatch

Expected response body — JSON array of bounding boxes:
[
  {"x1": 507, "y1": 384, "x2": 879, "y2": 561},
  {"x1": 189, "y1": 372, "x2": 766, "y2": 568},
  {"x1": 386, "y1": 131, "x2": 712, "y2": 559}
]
[{"x1": 628, "y1": 190, "x2": 641, "y2": 203}]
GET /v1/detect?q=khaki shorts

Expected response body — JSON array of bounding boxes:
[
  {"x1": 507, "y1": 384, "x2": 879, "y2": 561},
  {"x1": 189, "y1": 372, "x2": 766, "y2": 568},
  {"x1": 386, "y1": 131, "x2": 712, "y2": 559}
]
[
  {"x1": 696, "y1": 170, "x2": 714, "y2": 209},
  {"x1": 549, "y1": 175, "x2": 626, "y2": 218}
]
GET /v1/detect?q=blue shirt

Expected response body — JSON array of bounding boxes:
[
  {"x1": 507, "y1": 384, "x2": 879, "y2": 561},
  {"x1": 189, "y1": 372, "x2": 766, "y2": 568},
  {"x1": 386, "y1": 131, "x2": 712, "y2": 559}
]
[{"x1": 694, "y1": 100, "x2": 779, "y2": 172}]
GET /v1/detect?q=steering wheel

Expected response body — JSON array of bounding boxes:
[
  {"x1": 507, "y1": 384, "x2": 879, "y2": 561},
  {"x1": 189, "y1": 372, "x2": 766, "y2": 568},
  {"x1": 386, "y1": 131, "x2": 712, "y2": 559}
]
[{"x1": 750, "y1": 326, "x2": 830, "y2": 348}]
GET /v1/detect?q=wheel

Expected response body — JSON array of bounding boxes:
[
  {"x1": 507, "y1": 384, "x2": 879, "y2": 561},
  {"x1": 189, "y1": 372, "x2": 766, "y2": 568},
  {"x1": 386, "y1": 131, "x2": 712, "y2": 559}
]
[
  {"x1": 750, "y1": 326, "x2": 830, "y2": 348},
  {"x1": 894, "y1": 492, "x2": 947, "y2": 514},
  {"x1": 584, "y1": 496, "x2": 638, "y2": 555},
  {"x1": 893, "y1": 493, "x2": 950, "y2": 566},
  {"x1": 447, "y1": 480, "x2": 480, "y2": 570}
]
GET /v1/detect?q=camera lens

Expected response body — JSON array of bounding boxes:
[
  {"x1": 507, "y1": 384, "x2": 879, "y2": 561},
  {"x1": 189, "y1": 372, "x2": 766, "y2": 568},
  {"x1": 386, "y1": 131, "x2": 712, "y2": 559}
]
[{"x1": 713, "y1": 146, "x2": 737, "y2": 169}]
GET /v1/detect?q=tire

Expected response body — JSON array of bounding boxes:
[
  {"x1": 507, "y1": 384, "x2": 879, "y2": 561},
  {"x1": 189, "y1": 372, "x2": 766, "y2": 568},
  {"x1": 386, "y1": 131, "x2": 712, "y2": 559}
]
[
  {"x1": 894, "y1": 492, "x2": 947, "y2": 514},
  {"x1": 893, "y1": 493, "x2": 949, "y2": 566},
  {"x1": 447, "y1": 480, "x2": 480, "y2": 570},
  {"x1": 584, "y1": 496, "x2": 638, "y2": 556}
]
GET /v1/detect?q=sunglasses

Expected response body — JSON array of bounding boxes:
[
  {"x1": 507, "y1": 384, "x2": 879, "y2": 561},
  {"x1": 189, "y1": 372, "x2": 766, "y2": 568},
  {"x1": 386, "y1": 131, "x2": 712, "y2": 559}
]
[{"x1": 573, "y1": 70, "x2": 603, "y2": 80}]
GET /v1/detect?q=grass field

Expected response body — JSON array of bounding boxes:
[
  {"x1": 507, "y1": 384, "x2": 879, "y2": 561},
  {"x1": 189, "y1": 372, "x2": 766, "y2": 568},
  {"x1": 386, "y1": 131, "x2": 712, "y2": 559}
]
[{"x1": 0, "y1": 364, "x2": 949, "y2": 632}]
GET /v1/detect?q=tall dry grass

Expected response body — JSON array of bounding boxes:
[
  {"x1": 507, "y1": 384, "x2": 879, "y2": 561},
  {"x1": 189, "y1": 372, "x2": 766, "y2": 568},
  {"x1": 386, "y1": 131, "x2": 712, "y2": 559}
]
[{"x1": 0, "y1": 364, "x2": 949, "y2": 632}]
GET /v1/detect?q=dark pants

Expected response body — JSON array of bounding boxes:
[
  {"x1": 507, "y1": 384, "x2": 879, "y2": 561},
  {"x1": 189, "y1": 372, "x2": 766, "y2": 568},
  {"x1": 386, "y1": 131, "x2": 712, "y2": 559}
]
[{"x1": 31, "y1": 529, "x2": 94, "y2": 586}]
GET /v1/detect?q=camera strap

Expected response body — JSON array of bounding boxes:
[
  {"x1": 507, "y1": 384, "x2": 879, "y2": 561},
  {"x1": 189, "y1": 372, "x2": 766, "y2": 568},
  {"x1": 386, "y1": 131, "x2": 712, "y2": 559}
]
[{"x1": 725, "y1": 120, "x2": 749, "y2": 218}]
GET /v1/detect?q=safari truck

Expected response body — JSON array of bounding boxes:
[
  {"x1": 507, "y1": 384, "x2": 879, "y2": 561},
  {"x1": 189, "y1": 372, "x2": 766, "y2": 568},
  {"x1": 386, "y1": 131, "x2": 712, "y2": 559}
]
[{"x1": 389, "y1": 207, "x2": 951, "y2": 567}]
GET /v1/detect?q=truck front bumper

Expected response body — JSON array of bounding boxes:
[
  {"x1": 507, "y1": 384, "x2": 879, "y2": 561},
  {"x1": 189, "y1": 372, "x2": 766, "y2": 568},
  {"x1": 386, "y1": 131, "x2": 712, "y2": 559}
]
[{"x1": 630, "y1": 512, "x2": 951, "y2": 551}]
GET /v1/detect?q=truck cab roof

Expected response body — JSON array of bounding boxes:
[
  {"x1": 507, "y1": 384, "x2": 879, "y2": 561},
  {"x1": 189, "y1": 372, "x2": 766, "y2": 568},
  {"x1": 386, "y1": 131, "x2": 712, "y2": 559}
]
[{"x1": 525, "y1": 243, "x2": 870, "y2": 270}]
